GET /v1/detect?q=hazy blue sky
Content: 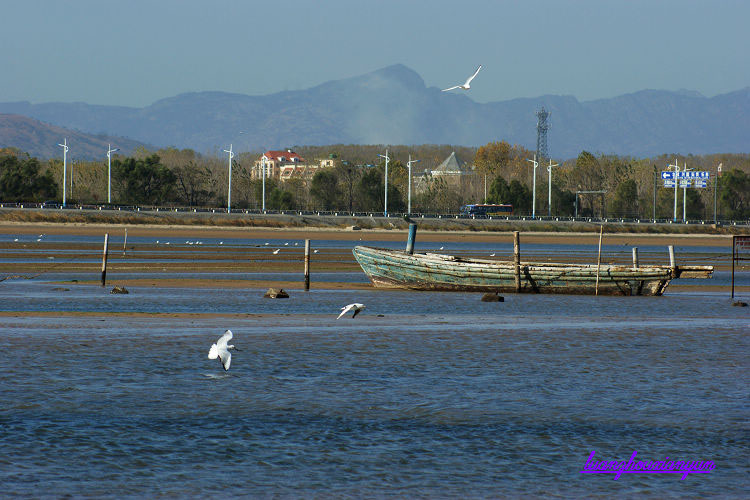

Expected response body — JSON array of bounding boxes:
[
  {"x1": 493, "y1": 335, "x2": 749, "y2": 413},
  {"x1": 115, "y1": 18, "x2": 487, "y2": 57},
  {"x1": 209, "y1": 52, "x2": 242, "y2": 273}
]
[{"x1": 2, "y1": 0, "x2": 748, "y2": 107}]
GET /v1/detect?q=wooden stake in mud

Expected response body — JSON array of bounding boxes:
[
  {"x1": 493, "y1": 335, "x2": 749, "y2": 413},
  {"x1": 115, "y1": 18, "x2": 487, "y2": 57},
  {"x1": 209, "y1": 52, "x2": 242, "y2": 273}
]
[
  {"x1": 668, "y1": 245, "x2": 676, "y2": 277},
  {"x1": 101, "y1": 233, "x2": 109, "y2": 287},
  {"x1": 513, "y1": 231, "x2": 521, "y2": 292},
  {"x1": 595, "y1": 224, "x2": 603, "y2": 295},
  {"x1": 304, "y1": 239, "x2": 310, "y2": 291},
  {"x1": 122, "y1": 228, "x2": 127, "y2": 256},
  {"x1": 632, "y1": 247, "x2": 639, "y2": 269}
]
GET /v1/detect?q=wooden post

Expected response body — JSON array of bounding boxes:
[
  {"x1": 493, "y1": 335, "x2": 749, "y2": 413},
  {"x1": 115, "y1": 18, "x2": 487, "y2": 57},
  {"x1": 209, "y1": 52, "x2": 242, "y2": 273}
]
[
  {"x1": 304, "y1": 239, "x2": 310, "y2": 291},
  {"x1": 101, "y1": 233, "x2": 109, "y2": 287},
  {"x1": 405, "y1": 223, "x2": 417, "y2": 254},
  {"x1": 513, "y1": 231, "x2": 521, "y2": 292},
  {"x1": 595, "y1": 224, "x2": 603, "y2": 295},
  {"x1": 668, "y1": 245, "x2": 676, "y2": 278},
  {"x1": 122, "y1": 228, "x2": 127, "y2": 256},
  {"x1": 632, "y1": 247, "x2": 639, "y2": 269}
]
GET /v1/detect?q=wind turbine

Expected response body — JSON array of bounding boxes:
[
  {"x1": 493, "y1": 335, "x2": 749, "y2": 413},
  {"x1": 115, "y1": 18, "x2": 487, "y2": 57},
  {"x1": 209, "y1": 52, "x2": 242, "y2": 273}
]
[
  {"x1": 407, "y1": 154, "x2": 420, "y2": 215},
  {"x1": 223, "y1": 144, "x2": 234, "y2": 213},
  {"x1": 378, "y1": 150, "x2": 390, "y2": 217},
  {"x1": 106, "y1": 144, "x2": 119, "y2": 204},
  {"x1": 58, "y1": 138, "x2": 69, "y2": 207}
]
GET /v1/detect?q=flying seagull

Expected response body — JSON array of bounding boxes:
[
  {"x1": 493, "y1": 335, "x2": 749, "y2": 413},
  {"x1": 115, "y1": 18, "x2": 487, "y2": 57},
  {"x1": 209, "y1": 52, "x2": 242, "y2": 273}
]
[
  {"x1": 208, "y1": 329, "x2": 236, "y2": 371},
  {"x1": 441, "y1": 65, "x2": 482, "y2": 92},
  {"x1": 337, "y1": 303, "x2": 365, "y2": 319},
  {"x1": 273, "y1": 248, "x2": 280, "y2": 254}
]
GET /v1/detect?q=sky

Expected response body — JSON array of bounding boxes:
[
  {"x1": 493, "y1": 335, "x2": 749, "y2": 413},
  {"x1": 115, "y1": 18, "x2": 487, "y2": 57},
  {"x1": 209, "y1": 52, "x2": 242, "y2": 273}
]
[{"x1": 1, "y1": 0, "x2": 748, "y2": 107}]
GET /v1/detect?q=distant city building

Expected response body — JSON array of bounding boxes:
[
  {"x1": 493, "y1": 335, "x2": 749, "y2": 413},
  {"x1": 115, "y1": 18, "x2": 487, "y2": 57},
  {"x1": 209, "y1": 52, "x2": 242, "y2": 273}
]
[{"x1": 253, "y1": 149, "x2": 335, "y2": 182}]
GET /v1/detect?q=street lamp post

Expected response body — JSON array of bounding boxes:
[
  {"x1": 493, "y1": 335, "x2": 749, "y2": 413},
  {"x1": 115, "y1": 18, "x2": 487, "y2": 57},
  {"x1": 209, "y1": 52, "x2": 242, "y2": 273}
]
[
  {"x1": 261, "y1": 156, "x2": 267, "y2": 212},
  {"x1": 681, "y1": 162, "x2": 693, "y2": 222},
  {"x1": 57, "y1": 138, "x2": 69, "y2": 207},
  {"x1": 526, "y1": 154, "x2": 539, "y2": 218},
  {"x1": 223, "y1": 144, "x2": 234, "y2": 213},
  {"x1": 546, "y1": 158, "x2": 559, "y2": 217},
  {"x1": 714, "y1": 163, "x2": 721, "y2": 223},
  {"x1": 407, "y1": 154, "x2": 420, "y2": 215},
  {"x1": 667, "y1": 158, "x2": 680, "y2": 222},
  {"x1": 378, "y1": 150, "x2": 390, "y2": 217},
  {"x1": 106, "y1": 144, "x2": 119, "y2": 204}
]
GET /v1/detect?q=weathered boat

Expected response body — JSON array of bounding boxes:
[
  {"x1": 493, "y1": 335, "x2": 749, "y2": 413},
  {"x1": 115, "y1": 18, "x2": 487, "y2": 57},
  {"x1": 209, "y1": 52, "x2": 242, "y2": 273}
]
[{"x1": 352, "y1": 245, "x2": 713, "y2": 296}]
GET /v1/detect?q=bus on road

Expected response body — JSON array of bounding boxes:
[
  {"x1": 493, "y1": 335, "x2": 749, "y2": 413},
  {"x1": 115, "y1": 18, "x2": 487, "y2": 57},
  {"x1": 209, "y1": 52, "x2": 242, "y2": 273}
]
[{"x1": 460, "y1": 204, "x2": 513, "y2": 216}]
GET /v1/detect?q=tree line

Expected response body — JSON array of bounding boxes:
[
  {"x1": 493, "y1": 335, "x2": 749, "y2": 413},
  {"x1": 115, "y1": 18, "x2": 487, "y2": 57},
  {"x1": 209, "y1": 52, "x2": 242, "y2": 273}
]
[{"x1": 1, "y1": 144, "x2": 748, "y2": 219}]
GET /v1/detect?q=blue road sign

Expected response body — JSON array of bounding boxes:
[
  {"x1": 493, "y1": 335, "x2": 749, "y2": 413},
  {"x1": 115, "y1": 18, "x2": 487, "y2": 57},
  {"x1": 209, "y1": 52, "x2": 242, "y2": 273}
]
[{"x1": 662, "y1": 170, "x2": 710, "y2": 180}]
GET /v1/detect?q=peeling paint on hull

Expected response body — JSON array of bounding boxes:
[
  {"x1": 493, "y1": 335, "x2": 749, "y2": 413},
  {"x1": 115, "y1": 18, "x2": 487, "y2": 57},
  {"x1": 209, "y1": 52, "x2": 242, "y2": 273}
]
[{"x1": 353, "y1": 246, "x2": 713, "y2": 296}]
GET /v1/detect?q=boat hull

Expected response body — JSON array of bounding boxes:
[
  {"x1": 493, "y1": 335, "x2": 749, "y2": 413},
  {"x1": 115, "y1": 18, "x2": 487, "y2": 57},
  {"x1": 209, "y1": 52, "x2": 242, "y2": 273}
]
[{"x1": 352, "y1": 246, "x2": 713, "y2": 296}]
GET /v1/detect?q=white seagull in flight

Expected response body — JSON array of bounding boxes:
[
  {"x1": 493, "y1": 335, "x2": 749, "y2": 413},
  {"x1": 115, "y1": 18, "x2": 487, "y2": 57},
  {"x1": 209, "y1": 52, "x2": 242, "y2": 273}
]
[
  {"x1": 208, "y1": 329, "x2": 236, "y2": 371},
  {"x1": 337, "y1": 303, "x2": 365, "y2": 319},
  {"x1": 442, "y1": 65, "x2": 482, "y2": 92}
]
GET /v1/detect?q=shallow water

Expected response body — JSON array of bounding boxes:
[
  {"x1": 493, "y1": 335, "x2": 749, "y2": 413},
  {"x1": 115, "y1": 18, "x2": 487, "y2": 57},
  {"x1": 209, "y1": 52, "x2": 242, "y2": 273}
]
[{"x1": 0, "y1": 279, "x2": 748, "y2": 497}]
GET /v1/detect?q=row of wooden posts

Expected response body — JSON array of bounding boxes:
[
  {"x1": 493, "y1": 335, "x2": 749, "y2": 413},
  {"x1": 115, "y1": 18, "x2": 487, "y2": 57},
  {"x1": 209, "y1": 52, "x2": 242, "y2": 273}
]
[
  {"x1": 99, "y1": 226, "x2": 679, "y2": 294},
  {"x1": 100, "y1": 230, "x2": 312, "y2": 291}
]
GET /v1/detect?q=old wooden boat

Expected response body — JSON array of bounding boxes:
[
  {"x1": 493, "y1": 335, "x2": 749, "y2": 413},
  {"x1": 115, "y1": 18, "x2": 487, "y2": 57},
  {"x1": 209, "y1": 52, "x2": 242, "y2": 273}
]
[{"x1": 352, "y1": 245, "x2": 713, "y2": 296}]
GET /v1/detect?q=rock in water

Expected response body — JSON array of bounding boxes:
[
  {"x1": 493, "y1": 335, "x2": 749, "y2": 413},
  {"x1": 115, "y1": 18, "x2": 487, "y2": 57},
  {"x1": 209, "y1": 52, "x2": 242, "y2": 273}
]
[
  {"x1": 111, "y1": 286, "x2": 129, "y2": 294},
  {"x1": 264, "y1": 288, "x2": 289, "y2": 298},
  {"x1": 481, "y1": 292, "x2": 504, "y2": 302},
  {"x1": 732, "y1": 301, "x2": 748, "y2": 307}
]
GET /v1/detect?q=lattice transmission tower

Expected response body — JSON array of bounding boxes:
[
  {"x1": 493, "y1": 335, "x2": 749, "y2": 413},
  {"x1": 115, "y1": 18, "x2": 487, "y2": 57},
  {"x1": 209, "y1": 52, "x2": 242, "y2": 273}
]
[{"x1": 536, "y1": 107, "x2": 550, "y2": 163}]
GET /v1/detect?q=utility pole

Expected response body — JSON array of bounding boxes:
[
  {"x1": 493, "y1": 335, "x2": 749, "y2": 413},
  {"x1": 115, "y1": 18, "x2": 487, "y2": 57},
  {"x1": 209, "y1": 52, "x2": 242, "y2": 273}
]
[
  {"x1": 546, "y1": 158, "x2": 559, "y2": 217},
  {"x1": 714, "y1": 163, "x2": 721, "y2": 224},
  {"x1": 261, "y1": 156, "x2": 266, "y2": 211},
  {"x1": 526, "y1": 154, "x2": 538, "y2": 218},
  {"x1": 57, "y1": 138, "x2": 69, "y2": 207},
  {"x1": 653, "y1": 165, "x2": 657, "y2": 220},
  {"x1": 107, "y1": 144, "x2": 119, "y2": 204},
  {"x1": 378, "y1": 150, "x2": 390, "y2": 217},
  {"x1": 223, "y1": 144, "x2": 234, "y2": 213},
  {"x1": 407, "y1": 154, "x2": 420, "y2": 215},
  {"x1": 667, "y1": 158, "x2": 680, "y2": 222}
]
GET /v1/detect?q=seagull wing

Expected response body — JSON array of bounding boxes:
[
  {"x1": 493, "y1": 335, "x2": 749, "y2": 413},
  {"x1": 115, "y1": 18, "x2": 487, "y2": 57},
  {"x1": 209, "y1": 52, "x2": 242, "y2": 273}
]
[
  {"x1": 216, "y1": 329, "x2": 232, "y2": 349},
  {"x1": 208, "y1": 343, "x2": 219, "y2": 359},
  {"x1": 352, "y1": 307, "x2": 361, "y2": 318},
  {"x1": 441, "y1": 85, "x2": 461, "y2": 92},
  {"x1": 465, "y1": 65, "x2": 482, "y2": 85},
  {"x1": 219, "y1": 350, "x2": 231, "y2": 371},
  {"x1": 337, "y1": 304, "x2": 353, "y2": 319}
]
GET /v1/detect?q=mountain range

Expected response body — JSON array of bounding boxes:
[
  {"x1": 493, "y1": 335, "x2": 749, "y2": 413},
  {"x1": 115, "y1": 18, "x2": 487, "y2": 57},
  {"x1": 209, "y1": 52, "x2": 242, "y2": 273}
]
[{"x1": 1, "y1": 64, "x2": 747, "y2": 159}]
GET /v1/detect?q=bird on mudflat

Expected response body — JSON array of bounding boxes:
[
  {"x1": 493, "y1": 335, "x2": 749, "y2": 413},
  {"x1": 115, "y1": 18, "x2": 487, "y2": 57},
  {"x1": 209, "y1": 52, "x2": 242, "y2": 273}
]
[
  {"x1": 441, "y1": 65, "x2": 482, "y2": 92},
  {"x1": 337, "y1": 303, "x2": 365, "y2": 319},
  {"x1": 208, "y1": 329, "x2": 236, "y2": 371},
  {"x1": 273, "y1": 248, "x2": 280, "y2": 254}
]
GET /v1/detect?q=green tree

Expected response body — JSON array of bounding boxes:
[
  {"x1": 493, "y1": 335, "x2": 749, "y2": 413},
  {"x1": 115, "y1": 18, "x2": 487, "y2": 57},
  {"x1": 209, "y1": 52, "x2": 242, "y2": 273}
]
[
  {"x1": 113, "y1": 154, "x2": 176, "y2": 205},
  {"x1": 267, "y1": 187, "x2": 294, "y2": 210},
  {"x1": 609, "y1": 179, "x2": 639, "y2": 217},
  {"x1": 474, "y1": 141, "x2": 512, "y2": 200},
  {"x1": 355, "y1": 168, "x2": 384, "y2": 212},
  {"x1": 718, "y1": 168, "x2": 749, "y2": 219},
  {"x1": 0, "y1": 155, "x2": 58, "y2": 202},
  {"x1": 310, "y1": 169, "x2": 341, "y2": 210}
]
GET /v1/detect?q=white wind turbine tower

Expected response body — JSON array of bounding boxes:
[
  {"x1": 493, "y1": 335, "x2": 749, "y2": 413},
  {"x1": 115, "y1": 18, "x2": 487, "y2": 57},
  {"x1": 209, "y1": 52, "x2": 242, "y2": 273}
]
[
  {"x1": 58, "y1": 138, "x2": 69, "y2": 207},
  {"x1": 106, "y1": 144, "x2": 119, "y2": 204},
  {"x1": 378, "y1": 150, "x2": 390, "y2": 217},
  {"x1": 223, "y1": 144, "x2": 234, "y2": 213},
  {"x1": 407, "y1": 154, "x2": 420, "y2": 215}
]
